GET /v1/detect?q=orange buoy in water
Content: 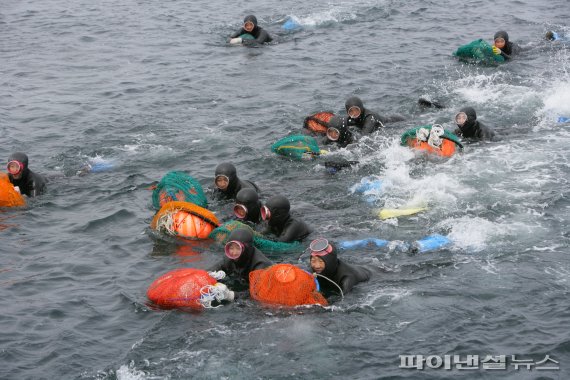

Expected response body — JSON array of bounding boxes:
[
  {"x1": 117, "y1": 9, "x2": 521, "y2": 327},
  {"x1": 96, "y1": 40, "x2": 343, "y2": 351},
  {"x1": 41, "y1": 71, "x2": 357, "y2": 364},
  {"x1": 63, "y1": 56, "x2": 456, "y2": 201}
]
[
  {"x1": 407, "y1": 139, "x2": 457, "y2": 157},
  {"x1": 304, "y1": 111, "x2": 335, "y2": 134},
  {"x1": 0, "y1": 173, "x2": 26, "y2": 208},
  {"x1": 171, "y1": 211, "x2": 215, "y2": 239},
  {"x1": 147, "y1": 268, "x2": 217, "y2": 309},
  {"x1": 151, "y1": 201, "x2": 219, "y2": 240},
  {"x1": 249, "y1": 264, "x2": 328, "y2": 307}
]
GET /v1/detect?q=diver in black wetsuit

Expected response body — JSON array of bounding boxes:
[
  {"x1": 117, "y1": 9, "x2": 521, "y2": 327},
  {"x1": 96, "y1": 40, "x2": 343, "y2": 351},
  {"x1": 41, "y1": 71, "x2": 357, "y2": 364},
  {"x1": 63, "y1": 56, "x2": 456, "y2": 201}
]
[
  {"x1": 219, "y1": 228, "x2": 273, "y2": 285},
  {"x1": 453, "y1": 107, "x2": 496, "y2": 141},
  {"x1": 344, "y1": 96, "x2": 386, "y2": 134},
  {"x1": 214, "y1": 162, "x2": 259, "y2": 200},
  {"x1": 229, "y1": 15, "x2": 272, "y2": 45},
  {"x1": 6, "y1": 152, "x2": 47, "y2": 197},
  {"x1": 261, "y1": 195, "x2": 311, "y2": 242},
  {"x1": 308, "y1": 238, "x2": 371, "y2": 295},
  {"x1": 325, "y1": 115, "x2": 354, "y2": 148},
  {"x1": 233, "y1": 188, "x2": 262, "y2": 225},
  {"x1": 492, "y1": 31, "x2": 520, "y2": 60}
]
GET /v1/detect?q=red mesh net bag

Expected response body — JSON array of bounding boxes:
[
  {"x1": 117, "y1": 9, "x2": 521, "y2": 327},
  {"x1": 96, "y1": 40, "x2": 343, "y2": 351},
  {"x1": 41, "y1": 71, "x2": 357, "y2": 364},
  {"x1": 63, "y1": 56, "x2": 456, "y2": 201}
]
[
  {"x1": 249, "y1": 264, "x2": 328, "y2": 307},
  {"x1": 303, "y1": 111, "x2": 335, "y2": 134},
  {"x1": 147, "y1": 268, "x2": 217, "y2": 309},
  {"x1": 0, "y1": 173, "x2": 26, "y2": 208},
  {"x1": 151, "y1": 201, "x2": 220, "y2": 240}
]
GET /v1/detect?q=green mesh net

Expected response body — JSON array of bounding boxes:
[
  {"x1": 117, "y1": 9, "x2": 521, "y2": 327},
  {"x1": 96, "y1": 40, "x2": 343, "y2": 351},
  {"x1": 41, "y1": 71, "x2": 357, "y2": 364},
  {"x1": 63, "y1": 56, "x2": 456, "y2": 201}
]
[
  {"x1": 400, "y1": 125, "x2": 463, "y2": 148},
  {"x1": 152, "y1": 171, "x2": 208, "y2": 210},
  {"x1": 453, "y1": 39, "x2": 505, "y2": 65},
  {"x1": 208, "y1": 220, "x2": 303, "y2": 254},
  {"x1": 240, "y1": 33, "x2": 255, "y2": 40},
  {"x1": 271, "y1": 135, "x2": 322, "y2": 160}
]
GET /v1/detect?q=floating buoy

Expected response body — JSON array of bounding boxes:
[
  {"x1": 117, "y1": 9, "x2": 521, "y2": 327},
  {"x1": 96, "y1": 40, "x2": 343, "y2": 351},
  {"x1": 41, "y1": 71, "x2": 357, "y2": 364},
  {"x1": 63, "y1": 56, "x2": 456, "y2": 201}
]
[
  {"x1": 147, "y1": 268, "x2": 218, "y2": 309},
  {"x1": 0, "y1": 173, "x2": 26, "y2": 208}
]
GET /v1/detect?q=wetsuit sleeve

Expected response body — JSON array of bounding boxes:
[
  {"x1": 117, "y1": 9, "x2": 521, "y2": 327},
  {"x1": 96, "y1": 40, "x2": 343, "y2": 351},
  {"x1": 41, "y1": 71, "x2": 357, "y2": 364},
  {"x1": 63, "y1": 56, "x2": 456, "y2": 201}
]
[
  {"x1": 340, "y1": 276, "x2": 356, "y2": 294},
  {"x1": 243, "y1": 28, "x2": 272, "y2": 45},
  {"x1": 477, "y1": 122, "x2": 496, "y2": 141},
  {"x1": 361, "y1": 113, "x2": 384, "y2": 134},
  {"x1": 229, "y1": 28, "x2": 245, "y2": 39}
]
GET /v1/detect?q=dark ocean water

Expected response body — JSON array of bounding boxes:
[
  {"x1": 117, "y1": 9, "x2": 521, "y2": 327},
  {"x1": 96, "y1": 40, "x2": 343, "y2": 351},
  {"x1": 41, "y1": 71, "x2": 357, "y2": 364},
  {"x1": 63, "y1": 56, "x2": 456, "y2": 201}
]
[{"x1": 1, "y1": 0, "x2": 569, "y2": 379}]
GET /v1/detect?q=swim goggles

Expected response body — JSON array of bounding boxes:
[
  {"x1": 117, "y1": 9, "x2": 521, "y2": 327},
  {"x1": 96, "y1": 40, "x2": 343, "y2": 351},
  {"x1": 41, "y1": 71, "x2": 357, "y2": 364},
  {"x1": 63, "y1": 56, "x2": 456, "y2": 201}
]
[
  {"x1": 326, "y1": 127, "x2": 340, "y2": 141},
  {"x1": 455, "y1": 112, "x2": 468, "y2": 126},
  {"x1": 224, "y1": 240, "x2": 245, "y2": 260},
  {"x1": 347, "y1": 106, "x2": 361, "y2": 119},
  {"x1": 233, "y1": 204, "x2": 248, "y2": 219},
  {"x1": 260, "y1": 205, "x2": 271, "y2": 221},
  {"x1": 244, "y1": 21, "x2": 255, "y2": 31},
  {"x1": 309, "y1": 238, "x2": 333, "y2": 256},
  {"x1": 494, "y1": 37, "x2": 506, "y2": 45},
  {"x1": 7, "y1": 160, "x2": 24, "y2": 176}
]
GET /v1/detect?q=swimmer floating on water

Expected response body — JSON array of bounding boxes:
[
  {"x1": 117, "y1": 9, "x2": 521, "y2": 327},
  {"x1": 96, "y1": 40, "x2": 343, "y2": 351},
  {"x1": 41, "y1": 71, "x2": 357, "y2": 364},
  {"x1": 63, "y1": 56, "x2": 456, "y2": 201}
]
[
  {"x1": 229, "y1": 15, "x2": 272, "y2": 46},
  {"x1": 214, "y1": 162, "x2": 260, "y2": 201},
  {"x1": 6, "y1": 152, "x2": 47, "y2": 197},
  {"x1": 233, "y1": 188, "x2": 263, "y2": 226},
  {"x1": 261, "y1": 195, "x2": 312, "y2": 243},
  {"x1": 492, "y1": 31, "x2": 520, "y2": 61},
  {"x1": 453, "y1": 107, "x2": 497, "y2": 141}
]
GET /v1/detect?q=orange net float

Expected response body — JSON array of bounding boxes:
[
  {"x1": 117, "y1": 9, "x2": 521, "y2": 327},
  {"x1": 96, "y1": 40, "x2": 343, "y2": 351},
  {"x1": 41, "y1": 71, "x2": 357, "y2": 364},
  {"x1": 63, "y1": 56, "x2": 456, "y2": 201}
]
[
  {"x1": 303, "y1": 111, "x2": 335, "y2": 134},
  {"x1": 151, "y1": 201, "x2": 220, "y2": 240},
  {"x1": 407, "y1": 139, "x2": 457, "y2": 157},
  {"x1": 249, "y1": 264, "x2": 328, "y2": 307},
  {"x1": 0, "y1": 173, "x2": 26, "y2": 208},
  {"x1": 147, "y1": 268, "x2": 218, "y2": 309}
]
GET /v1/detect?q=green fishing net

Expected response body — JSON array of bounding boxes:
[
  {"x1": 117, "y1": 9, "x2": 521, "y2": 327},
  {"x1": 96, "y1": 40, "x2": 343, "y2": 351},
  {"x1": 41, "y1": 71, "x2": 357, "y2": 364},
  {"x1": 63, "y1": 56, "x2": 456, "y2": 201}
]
[
  {"x1": 152, "y1": 171, "x2": 208, "y2": 210},
  {"x1": 271, "y1": 135, "x2": 322, "y2": 160},
  {"x1": 208, "y1": 220, "x2": 303, "y2": 254},
  {"x1": 453, "y1": 39, "x2": 505, "y2": 65}
]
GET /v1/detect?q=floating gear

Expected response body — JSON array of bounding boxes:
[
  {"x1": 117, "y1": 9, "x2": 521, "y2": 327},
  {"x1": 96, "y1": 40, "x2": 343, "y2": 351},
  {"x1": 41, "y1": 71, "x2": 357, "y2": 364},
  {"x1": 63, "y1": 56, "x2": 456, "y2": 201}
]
[
  {"x1": 151, "y1": 201, "x2": 219, "y2": 240},
  {"x1": 152, "y1": 171, "x2": 207, "y2": 209},
  {"x1": 303, "y1": 111, "x2": 335, "y2": 134},
  {"x1": 453, "y1": 39, "x2": 505, "y2": 65},
  {"x1": 249, "y1": 264, "x2": 328, "y2": 307},
  {"x1": 0, "y1": 173, "x2": 26, "y2": 208},
  {"x1": 147, "y1": 268, "x2": 219, "y2": 309},
  {"x1": 271, "y1": 135, "x2": 325, "y2": 160},
  {"x1": 401, "y1": 125, "x2": 463, "y2": 157}
]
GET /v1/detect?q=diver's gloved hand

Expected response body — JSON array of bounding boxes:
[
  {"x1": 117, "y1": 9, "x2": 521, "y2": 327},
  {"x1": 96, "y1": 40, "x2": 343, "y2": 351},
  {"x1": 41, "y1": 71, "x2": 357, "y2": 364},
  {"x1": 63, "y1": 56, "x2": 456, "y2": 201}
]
[
  {"x1": 229, "y1": 37, "x2": 243, "y2": 44},
  {"x1": 13, "y1": 186, "x2": 21, "y2": 194},
  {"x1": 492, "y1": 46, "x2": 502, "y2": 55}
]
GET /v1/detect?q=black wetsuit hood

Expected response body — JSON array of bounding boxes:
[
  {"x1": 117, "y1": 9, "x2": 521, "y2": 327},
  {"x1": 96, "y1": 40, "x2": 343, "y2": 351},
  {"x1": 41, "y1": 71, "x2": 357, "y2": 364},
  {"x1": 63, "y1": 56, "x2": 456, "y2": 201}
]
[
  {"x1": 327, "y1": 115, "x2": 353, "y2": 148},
  {"x1": 220, "y1": 228, "x2": 272, "y2": 284},
  {"x1": 215, "y1": 162, "x2": 258, "y2": 199},
  {"x1": 454, "y1": 106, "x2": 496, "y2": 140},
  {"x1": 235, "y1": 188, "x2": 262, "y2": 224},
  {"x1": 265, "y1": 195, "x2": 290, "y2": 228},
  {"x1": 315, "y1": 245, "x2": 339, "y2": 279},
  {"x1": 244, "y1": 15, "x2": 260, "y2": 36},
  {"x1": 456, "y1": 106, "x2": 478, "y2": 133},
  {"x1": 345, "y1": 96, "x2": 366, "y2": 125},
  {"x1": 7, "y1": 152, "x2": 46, "y2": 197},
  {"x1": 494, "y1": 30, "x2": 514, "y2": 56}
]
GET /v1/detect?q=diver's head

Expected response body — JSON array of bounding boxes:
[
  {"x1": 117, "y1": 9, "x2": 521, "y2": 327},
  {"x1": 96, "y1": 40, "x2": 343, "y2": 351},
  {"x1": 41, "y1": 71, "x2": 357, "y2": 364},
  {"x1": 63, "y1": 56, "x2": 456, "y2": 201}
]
[
  {"x1": 493, "y1": 31, "x2": 509, "y2": 49},
  {"x1": 262, "y1": 194, "x2": 290, "y2": 226},
  {"x1": 215, "y1": 162, "x2": 238, "y2": 192},
  {"x1": 308, "y1": 238, "x2": 338, "y2": 278},
  {"x1": 345, "y1": 96, "x2": 365, "y2": 120},
  {"x1": 243, "y1": 15, "x2": 258, "y2": 33},
  {"x1": 234, "y1": 188, "x2": 261, "y2": 220},
  {"x1": 455, "y1": 106, "x2": 477, "y2": 130},
  {"x1": 224, "y1": 228, "x2": 254, "y2": 262},
  {"x1": 7, "y1": 152, "x2": 29, "y2": 180}
]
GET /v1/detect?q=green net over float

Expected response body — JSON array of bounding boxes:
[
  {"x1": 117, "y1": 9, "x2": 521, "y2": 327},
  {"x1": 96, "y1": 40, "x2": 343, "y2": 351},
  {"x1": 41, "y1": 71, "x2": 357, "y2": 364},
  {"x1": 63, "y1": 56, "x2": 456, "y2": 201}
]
[
  {"x1": 453, "y1": 39, "x2": 505, "y2": 65},
  {"x1": 271, "y1": 134, "x2": 328, "y2": 161},
  {"x1": 152, "y1": 171, "x2": 208, "y2": 210},
  {"x1": 400, "y1": 125, "x2": 463, "y2": 157},
  {"x1": 209, "y1": 220, "x2": 303, "y2": 254}
]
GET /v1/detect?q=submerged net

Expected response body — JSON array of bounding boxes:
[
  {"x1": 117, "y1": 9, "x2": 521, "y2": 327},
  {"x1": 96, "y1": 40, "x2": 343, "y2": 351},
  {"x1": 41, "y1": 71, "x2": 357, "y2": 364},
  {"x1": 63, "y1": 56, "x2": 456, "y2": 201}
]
[
  {"x1": 151, "y1": 201, "x2": 220, "y2": 240},
  {"x1": 147, "y1": 268, "x2": 218, "y2": 309},
  {"x1": 303, "y1": 111, "x2": 335, "y2": 134},
  {"x1": 249, "y1": 264, "x2": 328, "y2": 307},
  {"x1": 271, "y1": 135, "x2": 322, "y2": 160},
  {"x1": 453, "y1": 39, "x2": 505, "y2": 64},
  {"x1": 208, "y1": 220, "x2": 303, "y2": 254},
  {"x1": 0, "y1": 173, "x2": 26, "y2": 208},
  {"x1": 152, "y1": 171, "x2": 207, "y2": 209}
]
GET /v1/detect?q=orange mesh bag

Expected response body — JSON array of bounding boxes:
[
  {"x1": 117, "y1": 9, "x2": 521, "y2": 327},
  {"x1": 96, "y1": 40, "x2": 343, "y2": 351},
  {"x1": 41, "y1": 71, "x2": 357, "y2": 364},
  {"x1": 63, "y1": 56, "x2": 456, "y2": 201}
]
[
  {"x1": 147, "y1": 268, "x2": 218, "y2": 309},
  {"x1": 303, "y1": 111, "x2": 335, "y2": 134},
  {"x1": 249, "y1": 264, "x2": 328, "y2": 307},
  {"x1": 0, "y1": 173, "x2": 26, "y2": 208},
  {"x1": 408, "y1": 139, "x2": 457, "y2": 157},
  {"x1": 151, "y1": 201, "x2": 220, "y2": 240}
]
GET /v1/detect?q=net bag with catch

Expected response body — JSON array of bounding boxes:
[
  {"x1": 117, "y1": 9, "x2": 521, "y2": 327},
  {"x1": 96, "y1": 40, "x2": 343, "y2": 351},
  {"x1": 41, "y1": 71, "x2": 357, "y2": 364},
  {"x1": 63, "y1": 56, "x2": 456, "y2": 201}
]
[
  {"x1": 0, "y1": 173, "x2": 26, "y2": 208},
  {"x1": 271, "y1": 135, "x2": 322, "y2": 160},
  {"x1": 152, "y1": 171, "x2": 208, "y2": 209},
  {"x1": 249, "y1": 264, "x2": 328, "y2": 307},
  {"x1": 303, "y1": 111, "x2": 335, "y2": 134},
  {"x1": 400, "y1": 125, "x2": 463, "y2": 157},
  {"x1": 147, "y1": 268, "x2": 218, "y2": 309},
  {"x1": 208, "y1": 220, "x2": 303, "y2": 254},
  {"x1": 151, "y1": 201, "x2": 220, "y2": 240},
  {"x1": 453, "y1": 39, "x2": 505, "y2": 65}
]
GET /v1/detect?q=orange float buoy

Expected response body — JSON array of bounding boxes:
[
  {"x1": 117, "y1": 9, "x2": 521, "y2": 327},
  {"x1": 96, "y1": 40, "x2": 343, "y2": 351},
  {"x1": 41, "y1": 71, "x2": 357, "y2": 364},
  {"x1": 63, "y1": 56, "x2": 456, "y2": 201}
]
[
  {"x1": 151, "y1": 201, "x2": 219, "y2": 240},
  {"x1": 147, "y1": 268, "x2": 218, "y2": 309},
  {"x1": 249, "y1": 264, "x2": 328, "y2": 307},
  {"x1": 407, "y1": 138, "x2": 457, "y2": 157},
  {"x1": 0, "y1": 173, "x2": 26, "y2": 208}
]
